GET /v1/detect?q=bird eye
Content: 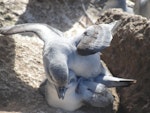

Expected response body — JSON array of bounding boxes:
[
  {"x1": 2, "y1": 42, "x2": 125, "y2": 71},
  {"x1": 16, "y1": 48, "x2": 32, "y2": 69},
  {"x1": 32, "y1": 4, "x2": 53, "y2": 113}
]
[
  {"x1": 84, "y1": 32, "x2": 88, "y2": 35},
  {"x1": 84, "y1": 32, "x2": 87, "y2": 35}
]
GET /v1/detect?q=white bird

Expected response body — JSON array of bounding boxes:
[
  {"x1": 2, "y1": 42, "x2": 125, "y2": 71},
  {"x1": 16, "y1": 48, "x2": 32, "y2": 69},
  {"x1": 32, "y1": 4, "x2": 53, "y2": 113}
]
[
  {"x1": 39, "y1": 60, "x2": 136, "y2": 111},
  {"x1": 42, "y1": 77, "x2": 114, "y2": 111},
  {"x1": 0, "y1": 21, "x2": 136, "y2": 99},
  {"x1": 38, "y1": 69, "x2": 114, "y2": 111},
  {"x1": 39, "y1": 70, "x2": 83, "y2": 111}
]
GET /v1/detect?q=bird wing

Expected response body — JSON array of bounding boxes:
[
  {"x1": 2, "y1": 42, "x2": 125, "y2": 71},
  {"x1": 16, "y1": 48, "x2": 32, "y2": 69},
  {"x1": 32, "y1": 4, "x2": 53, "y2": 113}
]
[
  {"x1": 94, "y1": 60, "x2": 137, "y2": 87},
  {"x1": 76, "y1": 21, "x2": 121, "y2": 55},
  {"x1": 76, "y1": 79, "x2": 114, "y2": 107},
  {"x1": 0, "y1": 23, "x2": 63, "y2": 43}
]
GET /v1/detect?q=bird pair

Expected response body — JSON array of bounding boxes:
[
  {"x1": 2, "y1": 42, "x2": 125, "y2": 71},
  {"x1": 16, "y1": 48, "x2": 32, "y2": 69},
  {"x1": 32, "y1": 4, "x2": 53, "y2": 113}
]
[
  {"x1": 39, "y1": 59, "x2": 135, "y2": 111},
  {"x1": 0, "y1": 21, "x2": 136, "y2": 111},
  {"x1": 39, "y1": 65, "x2": 115, "y2": 111}
]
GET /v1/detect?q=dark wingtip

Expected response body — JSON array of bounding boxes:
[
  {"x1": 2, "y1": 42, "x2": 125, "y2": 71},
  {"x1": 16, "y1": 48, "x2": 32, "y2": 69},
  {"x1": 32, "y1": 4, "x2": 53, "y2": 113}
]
[
  {"x1": 133, "y1": 80, "x2": 137, "y2": 84},
  {"x1": 119, "y1": 79, "x2": 137, "y2": 87}
]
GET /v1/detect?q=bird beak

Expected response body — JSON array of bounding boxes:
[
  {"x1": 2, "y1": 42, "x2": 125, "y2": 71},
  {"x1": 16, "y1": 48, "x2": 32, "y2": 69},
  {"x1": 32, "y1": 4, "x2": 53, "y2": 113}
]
[{"x1": 56, "y1": 86, "x2": 67, "y2": 99}]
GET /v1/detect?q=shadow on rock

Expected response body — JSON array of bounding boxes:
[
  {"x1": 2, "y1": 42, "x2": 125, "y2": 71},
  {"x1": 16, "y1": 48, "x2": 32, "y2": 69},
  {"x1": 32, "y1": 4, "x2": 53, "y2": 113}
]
[
  {"x1": 16, "y1": 0, "x2": 91, "y2": 32},
  {"x1": 0, "y1": 36, "x2": 49, "y2": 112}
]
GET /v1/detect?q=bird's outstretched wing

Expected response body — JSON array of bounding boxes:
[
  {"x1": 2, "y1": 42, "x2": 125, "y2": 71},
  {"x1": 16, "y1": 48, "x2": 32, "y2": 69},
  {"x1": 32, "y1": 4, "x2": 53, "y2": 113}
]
[
  {"x1": 76, "y1": 21, "x2": 121, "y2": 55},
  {"x1": 0, "y1": 23, "x2": 63, "y2": 43}
]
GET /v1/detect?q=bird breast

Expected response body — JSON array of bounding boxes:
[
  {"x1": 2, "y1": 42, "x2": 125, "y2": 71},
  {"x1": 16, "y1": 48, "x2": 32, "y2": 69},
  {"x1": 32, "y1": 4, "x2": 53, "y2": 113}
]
[
  {"x1": 45, "y1": 82, "x2": 83, "y2": 111},
  {"x1": 68, "y1": 53, "x2": 101, "y2": 78}
]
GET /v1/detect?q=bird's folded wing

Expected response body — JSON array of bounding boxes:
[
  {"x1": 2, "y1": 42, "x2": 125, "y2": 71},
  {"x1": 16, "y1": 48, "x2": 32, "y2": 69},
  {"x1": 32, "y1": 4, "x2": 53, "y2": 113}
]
[
  {"x1": 94, "y1": 60, "x2": 137, "y2": 87},
  {"x1": 77, "y1": 79, "x2": 114, "y2": 107}
]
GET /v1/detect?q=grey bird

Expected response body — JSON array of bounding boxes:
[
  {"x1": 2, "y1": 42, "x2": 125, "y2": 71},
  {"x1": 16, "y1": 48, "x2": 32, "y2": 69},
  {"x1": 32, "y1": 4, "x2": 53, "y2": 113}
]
[
  {"x1": 134, "y1": 0, "x2": 150, "y2": 18},
  {"x1": 39, "y1": 70, "x2": 83, "y2": 111},
  {"x1": 96, "y1": 0, "x2": 134, "y2": 13},
  {"x1": 39, "y1": 60, "x2": 136, "y2": 111},
  {"x1": 39, "y1": 77, "x2": 114, "y2": 111},
  {"x1": 0, "y1": 21, "x2": 136, "y2": 99}
]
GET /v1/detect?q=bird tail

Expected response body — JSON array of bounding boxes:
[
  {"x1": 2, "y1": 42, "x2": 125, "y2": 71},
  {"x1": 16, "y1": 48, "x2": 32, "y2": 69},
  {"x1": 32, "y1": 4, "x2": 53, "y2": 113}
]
[
  {"x1": 0, "y1": 23, "x2": 62, "y2": 43},
  {"x1": 101, "y1": 75, "x2": 136, "y2": 87},
  {"x1": 95, "y1": 60, "x2": 137, "y2": 87}
]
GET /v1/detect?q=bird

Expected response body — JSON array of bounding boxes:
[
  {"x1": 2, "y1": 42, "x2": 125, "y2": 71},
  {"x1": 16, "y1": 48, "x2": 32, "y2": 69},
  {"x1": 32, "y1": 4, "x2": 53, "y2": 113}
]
[
  {"x1": 0, "y1": 21, "x2": 136, "y2": 100},
  {"x1": 39, "y1": 77, "x2": 114, "y2": 111},
  {"x1": 39, "y1": 70, "x2": 84, "y2": 111},
  {"x1": 95, "y1": 0, "x2": 134, "y2": 14},
  {"x1": 134, "y1": 0, "x2": 150, "y2": 18},
  {"x1": 39, "y1": 60, "x2": 136, "y2": 111},
  {"x1": 39, "y1": 72, "x2": 114, "y2": 111}
]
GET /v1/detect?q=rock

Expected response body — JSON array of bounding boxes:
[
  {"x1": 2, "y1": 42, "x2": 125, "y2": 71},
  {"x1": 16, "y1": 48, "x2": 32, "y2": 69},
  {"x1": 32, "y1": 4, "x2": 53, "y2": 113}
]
[{"x1": 96, "y1": 9, "x2": 150, "y2": 113}]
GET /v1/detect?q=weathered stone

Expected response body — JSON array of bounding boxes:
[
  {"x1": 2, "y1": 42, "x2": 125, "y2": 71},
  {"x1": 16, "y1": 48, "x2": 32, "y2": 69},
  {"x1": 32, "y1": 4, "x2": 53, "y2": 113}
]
[{"x1": 96, "y1": 9, "x2": 150, "y2": 113}]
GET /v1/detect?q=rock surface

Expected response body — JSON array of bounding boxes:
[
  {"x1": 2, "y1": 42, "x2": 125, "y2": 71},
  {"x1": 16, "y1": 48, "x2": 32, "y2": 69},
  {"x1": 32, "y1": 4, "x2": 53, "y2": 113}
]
[{"x1": 96, "y1": 9, "x2": 150, "y2": 113}]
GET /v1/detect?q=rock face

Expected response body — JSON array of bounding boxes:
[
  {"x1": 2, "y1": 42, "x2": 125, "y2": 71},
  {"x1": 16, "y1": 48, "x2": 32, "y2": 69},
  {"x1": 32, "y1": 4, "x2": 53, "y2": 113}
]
[{"x1": 96, "y1": 9, "x2": 150, "y2": 113}]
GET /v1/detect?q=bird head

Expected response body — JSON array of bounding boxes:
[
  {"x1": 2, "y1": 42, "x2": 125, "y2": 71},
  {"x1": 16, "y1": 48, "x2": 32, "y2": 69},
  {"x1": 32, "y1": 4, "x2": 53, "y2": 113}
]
[
  {"x1": 55, "y1": 70, "x2": 77, "y2": 99},
  {"x1": 46, "y1": 62, "x2": 77, "y2": 99},
  {"x1": 47, "y1": 63, "x2": 68, "y2": 99},
  {"x1": 77, "y1": 20, "x2": 122, "y2": 55}
]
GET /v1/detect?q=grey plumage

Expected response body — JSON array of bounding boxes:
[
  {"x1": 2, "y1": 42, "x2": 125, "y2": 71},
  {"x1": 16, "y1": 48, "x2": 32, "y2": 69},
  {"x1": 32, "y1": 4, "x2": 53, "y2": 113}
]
[
  {"x1": 134, "y1": 0, "x2": 150, "y2": 18},
  {"x1": 94, "y1": 60, "x2": 136, "y2": 87},
  {"x1": 39, "y1": 71, "x2": 114, "y2": 111},
  {"x1": 96, "y1": 0, "x2": 134, "y2": 14},
  {"x1": 0, "y1": 21, "x2": 122, "y2": 99},
  {"x1": 76, "y1": 78, "x2": 114, "y2": 108},
  {"x1": 77, "y1": 21, "x2": 121, "y2": 55},
  {"x1": 39, "y1": 60, "x2": 135, "y2": 111}
]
